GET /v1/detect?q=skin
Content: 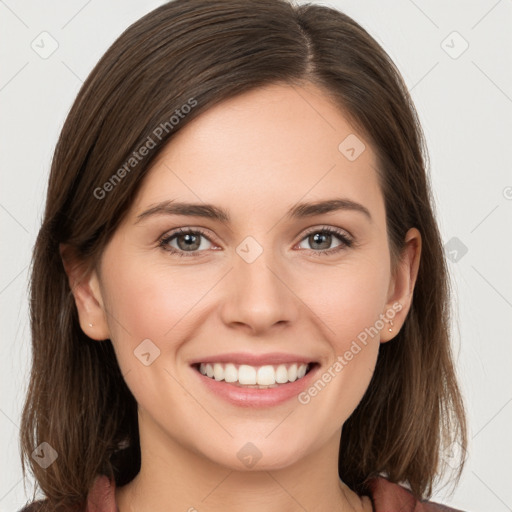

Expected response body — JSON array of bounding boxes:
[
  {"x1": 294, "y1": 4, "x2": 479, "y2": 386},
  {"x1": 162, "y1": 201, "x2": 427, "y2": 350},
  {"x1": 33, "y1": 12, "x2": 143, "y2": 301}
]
[{"x1": 63, "y1": 82, "x2": 421, "y2": 512}]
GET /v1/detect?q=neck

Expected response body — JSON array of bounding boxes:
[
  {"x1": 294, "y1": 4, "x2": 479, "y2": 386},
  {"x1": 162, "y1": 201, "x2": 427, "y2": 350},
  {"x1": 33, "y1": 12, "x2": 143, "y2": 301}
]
[{"x1": 115, "y1": 414, "x2": 372, "y2": 512}]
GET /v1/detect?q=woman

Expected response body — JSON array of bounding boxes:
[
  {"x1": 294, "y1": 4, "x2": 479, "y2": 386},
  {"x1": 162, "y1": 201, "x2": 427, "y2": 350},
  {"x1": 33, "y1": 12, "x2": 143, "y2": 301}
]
[{"x1": 19, "y1": 0, "x2": 468, "y2": 511}]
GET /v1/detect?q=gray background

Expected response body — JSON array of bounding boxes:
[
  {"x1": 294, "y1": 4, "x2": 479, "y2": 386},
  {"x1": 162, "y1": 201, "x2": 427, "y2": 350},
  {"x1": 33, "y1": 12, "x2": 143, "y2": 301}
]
[{"x1": 1, "y1": 1, "x2": 511, "y2": 510}]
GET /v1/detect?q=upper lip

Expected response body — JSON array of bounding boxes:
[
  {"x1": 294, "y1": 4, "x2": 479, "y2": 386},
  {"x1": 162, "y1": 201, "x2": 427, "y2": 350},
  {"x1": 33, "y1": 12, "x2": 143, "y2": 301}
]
[{"x1": 189, "y1": 352, "x2": 317, "y2": 366}]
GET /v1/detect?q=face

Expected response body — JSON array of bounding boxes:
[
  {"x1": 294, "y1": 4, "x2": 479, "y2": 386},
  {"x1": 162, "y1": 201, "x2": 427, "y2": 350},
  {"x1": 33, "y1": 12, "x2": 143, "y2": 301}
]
[{"x1": 77, "y1": 82, "x2": 419, "y2": 472}]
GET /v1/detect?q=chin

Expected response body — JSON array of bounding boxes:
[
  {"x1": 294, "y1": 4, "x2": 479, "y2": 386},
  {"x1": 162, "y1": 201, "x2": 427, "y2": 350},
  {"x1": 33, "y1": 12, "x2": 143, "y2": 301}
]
[{"x1": 195, "y1": 435, "x2": 310, "y2": 473}]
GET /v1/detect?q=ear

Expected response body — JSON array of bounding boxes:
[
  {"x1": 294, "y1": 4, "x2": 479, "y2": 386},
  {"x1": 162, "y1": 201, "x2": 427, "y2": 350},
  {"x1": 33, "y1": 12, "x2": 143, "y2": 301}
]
[
  {"x1": 380, "y1": 227, "x2": 422, "y2": 343},
  {"x1": 59, "y1": 243, "x2": 110, "y2": 341}
]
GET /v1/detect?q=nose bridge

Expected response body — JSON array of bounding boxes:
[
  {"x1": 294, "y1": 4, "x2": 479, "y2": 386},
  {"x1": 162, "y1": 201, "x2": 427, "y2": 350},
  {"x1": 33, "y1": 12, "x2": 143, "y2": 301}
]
[{"x1": 221, "y1": 234, "x2": 296, "y2": 333}]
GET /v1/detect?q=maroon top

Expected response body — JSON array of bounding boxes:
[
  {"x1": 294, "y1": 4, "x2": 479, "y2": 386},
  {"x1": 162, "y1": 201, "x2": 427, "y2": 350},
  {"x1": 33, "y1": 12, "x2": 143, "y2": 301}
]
[{"x1": 20, "y1": 474, "x2": 466, "y2": 512}]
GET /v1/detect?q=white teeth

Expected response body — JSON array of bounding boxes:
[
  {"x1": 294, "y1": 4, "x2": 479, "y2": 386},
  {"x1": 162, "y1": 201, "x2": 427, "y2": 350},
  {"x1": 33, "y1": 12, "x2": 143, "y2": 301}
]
[
  {"x1": 238, "y1": 364, "x2": 257, "y2": 385},
  {"x1": 197, "y1": 362, "x2": 311, "y2": 386},
  {"x1": 257, "y1": 365, "x2": 275, "y2": 386},
  {"x1": 224, "y1": 363, "x2": 238, "y2": 383},
  {"x1": 288, "y1": 363, "x2": 297, "y2": 382},
  {"x1": 275, "y1": 365, "x2": 289, "y2": 383},
  {"x1": 213, "y1": 363, "x2": 224, "y2": 381}
]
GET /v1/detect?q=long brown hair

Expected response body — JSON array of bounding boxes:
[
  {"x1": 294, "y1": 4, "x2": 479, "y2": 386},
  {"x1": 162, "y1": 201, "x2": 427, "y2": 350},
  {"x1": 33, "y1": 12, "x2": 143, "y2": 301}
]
[{"x1": 20, "y1": 0, "x2": 467, "y2": 510}]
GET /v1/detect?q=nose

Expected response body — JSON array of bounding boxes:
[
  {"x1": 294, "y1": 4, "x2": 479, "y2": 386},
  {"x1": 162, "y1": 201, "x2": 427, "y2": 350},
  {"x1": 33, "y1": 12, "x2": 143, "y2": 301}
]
[{"x1": 219, "y1": 244, "x2": 298, "y2": 336}]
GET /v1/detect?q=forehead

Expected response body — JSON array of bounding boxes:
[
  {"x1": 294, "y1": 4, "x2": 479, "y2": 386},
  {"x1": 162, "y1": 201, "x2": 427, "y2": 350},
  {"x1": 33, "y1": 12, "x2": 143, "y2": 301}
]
[{"x1": 129, "y1": 82, "x2": 384, "y2": 224}]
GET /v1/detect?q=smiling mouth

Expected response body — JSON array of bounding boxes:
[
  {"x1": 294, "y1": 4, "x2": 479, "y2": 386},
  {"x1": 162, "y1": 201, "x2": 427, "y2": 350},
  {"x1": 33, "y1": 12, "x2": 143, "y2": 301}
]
[{"x1": 192, "y1": 362, "x2": 318, "y2": 389}]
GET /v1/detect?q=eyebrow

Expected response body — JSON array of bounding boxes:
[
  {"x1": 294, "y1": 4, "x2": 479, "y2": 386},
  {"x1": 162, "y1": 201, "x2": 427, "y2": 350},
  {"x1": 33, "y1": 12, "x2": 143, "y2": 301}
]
[{"x1": 135, "y1": 198, "x2": 372, "y2": 224}]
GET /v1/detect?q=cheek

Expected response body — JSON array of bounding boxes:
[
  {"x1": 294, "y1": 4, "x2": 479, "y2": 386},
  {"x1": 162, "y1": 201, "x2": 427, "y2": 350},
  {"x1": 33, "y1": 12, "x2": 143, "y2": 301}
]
[
  {"x1": 99, "y1": 255, "x2": 224, "y2": 389},
  {"x1": 298, "y1": 256, "x2": 390, "y2": 349},
  {"x1": 291, "y1": 253, "x2": 389, "y2": 417},
  {"x1": 99, "y1": 257, "x2": 211, "y2": 408},
  {"x1": 102, "y1": 256, "x2": 213, "y2": 340}
]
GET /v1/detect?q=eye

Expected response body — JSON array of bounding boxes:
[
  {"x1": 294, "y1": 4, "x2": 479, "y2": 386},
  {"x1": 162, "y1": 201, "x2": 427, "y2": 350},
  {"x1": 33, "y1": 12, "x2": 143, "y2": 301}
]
[
  {"x1": 158, "y1": 226, "x2": 354, "y2": 258},
  {"x1": 159, "y1": 228, "x2": 215, "y2": 257},
  {"x1": 296, "y1": 226, "x2": 353, "y2": 256}
]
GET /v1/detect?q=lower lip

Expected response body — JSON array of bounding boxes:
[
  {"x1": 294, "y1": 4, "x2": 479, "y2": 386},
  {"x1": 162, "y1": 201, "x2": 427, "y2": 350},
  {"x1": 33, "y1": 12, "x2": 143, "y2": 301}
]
[{"x1": 191, "y1": 364, "x2": 320, "y2": 408}]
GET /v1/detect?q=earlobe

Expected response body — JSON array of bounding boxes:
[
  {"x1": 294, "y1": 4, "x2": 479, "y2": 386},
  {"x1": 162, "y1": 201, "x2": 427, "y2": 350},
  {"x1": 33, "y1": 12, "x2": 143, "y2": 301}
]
[
  {"x1": 380, "y1": 227, "x2": 422, "y2": 343},
  {"x1": 59, "y1": 243, "x2": 110, "y2": 341}
]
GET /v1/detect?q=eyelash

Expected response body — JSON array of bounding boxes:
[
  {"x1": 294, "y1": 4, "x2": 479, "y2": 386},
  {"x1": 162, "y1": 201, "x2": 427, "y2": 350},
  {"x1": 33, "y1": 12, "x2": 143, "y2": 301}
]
[{"x1": 158, "y1": 226, "x2": 354, "y2": 258}]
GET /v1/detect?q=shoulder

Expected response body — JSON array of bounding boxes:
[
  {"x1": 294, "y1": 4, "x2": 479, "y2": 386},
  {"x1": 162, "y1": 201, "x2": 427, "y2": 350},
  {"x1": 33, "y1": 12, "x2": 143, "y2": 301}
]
[
  {"x1": 85, "y1": 474, "x2": 117, "y2": 511},
  {"x1": 365, "y1": 476, "x2": 467, "y2": 512},
  {"x1": 17, "y1": 475, "x2": 118, "y2": 512}
]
